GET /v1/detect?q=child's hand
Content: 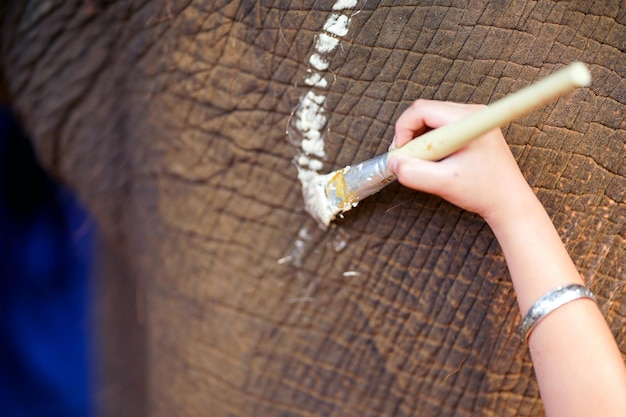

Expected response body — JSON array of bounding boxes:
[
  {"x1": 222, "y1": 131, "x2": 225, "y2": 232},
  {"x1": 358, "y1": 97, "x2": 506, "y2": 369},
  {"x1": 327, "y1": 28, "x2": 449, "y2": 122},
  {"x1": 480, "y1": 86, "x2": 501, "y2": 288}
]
[
  {"x1": 388, "y1": 99, "x2": 531, "y2": 225},
  {"x1": 390, "y1": 100, "x2": 626, "y2": 417}
]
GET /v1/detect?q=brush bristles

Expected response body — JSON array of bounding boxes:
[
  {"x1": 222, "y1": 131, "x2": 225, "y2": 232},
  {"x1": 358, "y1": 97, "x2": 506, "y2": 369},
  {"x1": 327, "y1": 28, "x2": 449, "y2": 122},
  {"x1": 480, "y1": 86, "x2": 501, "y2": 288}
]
[{"x1": 301, "y1": 171, "x2": 338, "y2": 228}]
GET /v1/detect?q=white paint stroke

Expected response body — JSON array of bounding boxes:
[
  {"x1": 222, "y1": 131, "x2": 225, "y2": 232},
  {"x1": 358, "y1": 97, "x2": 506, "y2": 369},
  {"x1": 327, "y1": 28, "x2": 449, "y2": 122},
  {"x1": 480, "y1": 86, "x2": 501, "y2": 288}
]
[
  {"x1": 304, "y1": 71, "x2": 328, "y2": 88},
  {"x1": 333, "y1": 0, "x2": 358, "y2": 10},
  {"x1": 298, "y1": 154, "x2": 323, "y2": 171},
  {"x1": 309, "y1": 53, "x2": 330, "y2": 70},
  {"x1": 295, "y1": 91, "x2": 327, "y2": 157},
  {"x1": 282, "y1": 0, "x2": 359, "y2": 240},
  {"x1": 323, "y1": 14, "x2": 351, "y2": 37},
  {"x1": 316, "y1": 33, "x2": 340, "y2": 53},
  {"x1": 281, "y1": 0, "x2": 362, "y2": 289},
  {"x1": 277, "y1": 226, "x2": 312, "y2": 267}
]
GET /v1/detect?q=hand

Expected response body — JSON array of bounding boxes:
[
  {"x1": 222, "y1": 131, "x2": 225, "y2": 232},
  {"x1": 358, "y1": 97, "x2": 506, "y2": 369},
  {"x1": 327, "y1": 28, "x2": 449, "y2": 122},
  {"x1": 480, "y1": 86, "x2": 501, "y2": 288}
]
[
  {"x1": 389, "y1": 100, "x2": 626, "y2": 417},
  {"x1": 388, "y1": 99, "x2": 532, "y2": 225}
]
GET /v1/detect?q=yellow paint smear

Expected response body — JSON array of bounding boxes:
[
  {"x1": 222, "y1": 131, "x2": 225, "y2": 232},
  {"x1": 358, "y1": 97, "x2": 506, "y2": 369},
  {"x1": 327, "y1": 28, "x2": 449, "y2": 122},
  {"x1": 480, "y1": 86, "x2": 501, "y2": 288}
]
[{"x1": 327, "y1": 168, "x2": 358, "y2": 211}]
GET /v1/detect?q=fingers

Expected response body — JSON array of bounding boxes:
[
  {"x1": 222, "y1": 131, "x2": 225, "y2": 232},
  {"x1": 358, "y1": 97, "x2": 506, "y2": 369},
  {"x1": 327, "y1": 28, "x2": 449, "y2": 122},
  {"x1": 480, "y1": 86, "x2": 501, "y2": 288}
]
[
  {"x1": 389, "y1": 155, "x2": 455, "y2": 197},
  {"x1": 391, "y1": 99, "x2": 486, "y2": 149},
  {"x1": 388, "y1": 100, "x2": 525, "y2": 218}
]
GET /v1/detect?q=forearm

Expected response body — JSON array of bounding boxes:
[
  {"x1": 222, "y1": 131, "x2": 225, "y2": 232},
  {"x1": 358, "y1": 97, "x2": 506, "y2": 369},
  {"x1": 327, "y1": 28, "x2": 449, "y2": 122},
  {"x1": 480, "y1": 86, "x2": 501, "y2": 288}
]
[
  {"x1": 486, "y1": 184, "x2": 626, "y2": 416},
  {"x1": 486, "y1": 186, "x2": 583, "y2": 314},
  {"x1": 389, "y1": 98, "x2": 626, "y2": 414}
]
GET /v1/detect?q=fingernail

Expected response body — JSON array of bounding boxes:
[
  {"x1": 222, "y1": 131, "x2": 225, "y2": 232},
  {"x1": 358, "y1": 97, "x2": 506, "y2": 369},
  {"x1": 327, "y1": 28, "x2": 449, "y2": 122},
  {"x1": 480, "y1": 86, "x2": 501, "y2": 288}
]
[
  {"x1": 388, "y1": 135, "x2": 398, "y2": 151},
  {"x1": 389, "y1": 156, "x2": 398, "y2": 173}
]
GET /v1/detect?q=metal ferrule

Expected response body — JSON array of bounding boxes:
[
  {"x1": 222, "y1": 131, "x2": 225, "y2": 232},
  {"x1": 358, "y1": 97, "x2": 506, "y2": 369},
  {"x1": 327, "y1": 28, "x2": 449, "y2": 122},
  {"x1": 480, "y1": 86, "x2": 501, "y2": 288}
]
[
  {"x1": 325, "y1": 153, "x2": 397, "y2": 210},
  {"x1": 345, "y1": 153, "x2": 396, "y2": 200}
]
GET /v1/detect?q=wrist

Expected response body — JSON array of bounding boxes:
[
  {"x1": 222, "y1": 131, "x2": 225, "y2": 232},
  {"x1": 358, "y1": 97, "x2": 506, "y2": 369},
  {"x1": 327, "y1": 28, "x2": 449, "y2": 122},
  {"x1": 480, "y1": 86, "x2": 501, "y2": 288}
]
[
  {"x1": 483, "y1": 183, "x2": 584, "y2": 315},
  {"x1": 482, "y1": 180, "x2": 540, "y2": 234}
]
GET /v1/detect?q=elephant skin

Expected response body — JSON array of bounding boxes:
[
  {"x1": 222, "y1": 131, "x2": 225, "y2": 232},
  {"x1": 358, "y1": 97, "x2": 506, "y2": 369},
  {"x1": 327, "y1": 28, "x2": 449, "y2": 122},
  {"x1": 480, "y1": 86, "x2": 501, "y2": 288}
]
[{"x1": 2, "y1": 0, "x2": 625, "y2": 416}]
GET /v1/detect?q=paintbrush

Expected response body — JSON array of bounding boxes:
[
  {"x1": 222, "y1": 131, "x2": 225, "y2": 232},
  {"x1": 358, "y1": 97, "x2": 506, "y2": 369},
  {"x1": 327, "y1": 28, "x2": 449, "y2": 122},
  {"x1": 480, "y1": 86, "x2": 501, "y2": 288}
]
[{"x1": 303, "y1": 62, "x2": 591, "y2": 228}]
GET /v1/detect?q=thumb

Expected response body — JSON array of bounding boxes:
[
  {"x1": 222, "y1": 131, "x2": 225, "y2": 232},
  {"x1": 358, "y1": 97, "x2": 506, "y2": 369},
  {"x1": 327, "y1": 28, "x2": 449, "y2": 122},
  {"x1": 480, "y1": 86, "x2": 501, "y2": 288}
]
[{"x1": 389, "y1": 155, "x2": 455, "y2": 197}]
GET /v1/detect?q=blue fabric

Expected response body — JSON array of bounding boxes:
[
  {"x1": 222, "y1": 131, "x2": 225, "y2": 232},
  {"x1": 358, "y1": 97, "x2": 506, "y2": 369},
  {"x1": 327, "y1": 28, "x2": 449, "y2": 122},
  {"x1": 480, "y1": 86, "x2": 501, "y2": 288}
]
[{"x1": 0, "y1": 107, "x2": 94, "y2": 417}]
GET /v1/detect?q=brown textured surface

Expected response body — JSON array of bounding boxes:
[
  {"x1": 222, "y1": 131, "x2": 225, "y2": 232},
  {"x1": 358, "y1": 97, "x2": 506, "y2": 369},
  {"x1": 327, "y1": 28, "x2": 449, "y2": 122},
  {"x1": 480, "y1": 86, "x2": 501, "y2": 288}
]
[{"x1": 2, "y1": 1, "x2": 625, "y2": 416}]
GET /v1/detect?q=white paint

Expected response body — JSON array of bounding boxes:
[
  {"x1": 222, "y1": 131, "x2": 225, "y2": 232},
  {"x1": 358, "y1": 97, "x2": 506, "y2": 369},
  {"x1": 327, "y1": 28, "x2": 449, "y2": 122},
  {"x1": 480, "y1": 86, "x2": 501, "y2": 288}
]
[
  {"x1": 303, "y1": 90, "x2": 326, "y2": 105},
  {"x1": 277, "y1": 225, "x2": 313, "y2": 267},
  {"x1": 294, "y1": 91, "x2": 328, "y2": 158},
  {"x1": 284, "y1": 1, "x2": 359, "y2": 230},
  {"x1": 309, "y1": 53, "x2": 330, "y2": 71},
  {"x1": 298, "y1": 155, "x2": 324, "y2": 171},
  {"x1": 342, "y1": 271, "x2": 361, "y2": 277},
  {"x1": 296, "y1": 92, "x2": 326, "y2": 129},
  {"x1": 304, "y1": 72, "x2": 328, "y2": 88},
  {"x1": 323, "y1": 14, "x2": 351, "y2": 37},
  {"x1": 298, "y1": 226, "x2": 312, "y2": 240},
  {"x1": 302, "y1": 137, "x2": 326, "y2": 156},
  {"x1": 299, "y1": 169, "x2": 335, "y2": 227},
  {"x1": 276, "y1": 255, "x2": 292, "y2": 265},
  {"x1": 315, "y1": 33, "x2": 340, "y2": 53},
  {"x1": 332, "y1": 0, "x2": 358, "y2": 10},
  {"x1": 307, "y1": 159, "x2": 324, "y2": 171}
]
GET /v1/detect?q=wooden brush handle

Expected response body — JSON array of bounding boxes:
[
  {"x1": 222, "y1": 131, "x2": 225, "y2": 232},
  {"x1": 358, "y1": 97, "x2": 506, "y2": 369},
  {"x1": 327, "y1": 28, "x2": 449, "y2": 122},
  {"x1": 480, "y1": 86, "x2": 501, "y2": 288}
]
[{"x1": 387, "y1": 62, "x2": 591, "y2": 161}]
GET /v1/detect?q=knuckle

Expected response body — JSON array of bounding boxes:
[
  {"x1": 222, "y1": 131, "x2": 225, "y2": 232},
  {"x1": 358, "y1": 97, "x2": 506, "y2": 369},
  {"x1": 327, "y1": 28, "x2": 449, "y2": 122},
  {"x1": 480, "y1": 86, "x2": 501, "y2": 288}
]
[
  {"x1": 409, "y1": 98, "x2": 428, "y2": 110},
  {"x1": 451, "y1": 102, "x2": 485, "y2": 113}
]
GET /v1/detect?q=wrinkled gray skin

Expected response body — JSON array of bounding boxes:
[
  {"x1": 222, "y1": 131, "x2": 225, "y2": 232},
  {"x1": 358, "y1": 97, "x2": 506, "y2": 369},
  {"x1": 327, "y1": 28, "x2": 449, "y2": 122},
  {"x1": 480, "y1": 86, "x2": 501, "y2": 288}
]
[{"x1": 2, "y1": 1, "x2": 625, "y2": 416}]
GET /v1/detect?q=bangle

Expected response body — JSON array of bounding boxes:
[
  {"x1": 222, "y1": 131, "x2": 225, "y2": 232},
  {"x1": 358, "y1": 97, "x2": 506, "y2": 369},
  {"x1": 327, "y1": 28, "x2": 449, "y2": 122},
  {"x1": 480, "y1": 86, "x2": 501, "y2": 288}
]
[{"x1": 519, "y1": 284, "x2": 595, "y2": 345}]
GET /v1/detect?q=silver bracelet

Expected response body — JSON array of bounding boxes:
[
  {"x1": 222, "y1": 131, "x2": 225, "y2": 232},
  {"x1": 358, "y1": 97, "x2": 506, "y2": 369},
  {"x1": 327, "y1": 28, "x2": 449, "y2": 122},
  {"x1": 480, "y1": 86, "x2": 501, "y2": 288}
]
[{"x1": 519, "y1": 284, "x2": 595, "y2": 345}]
